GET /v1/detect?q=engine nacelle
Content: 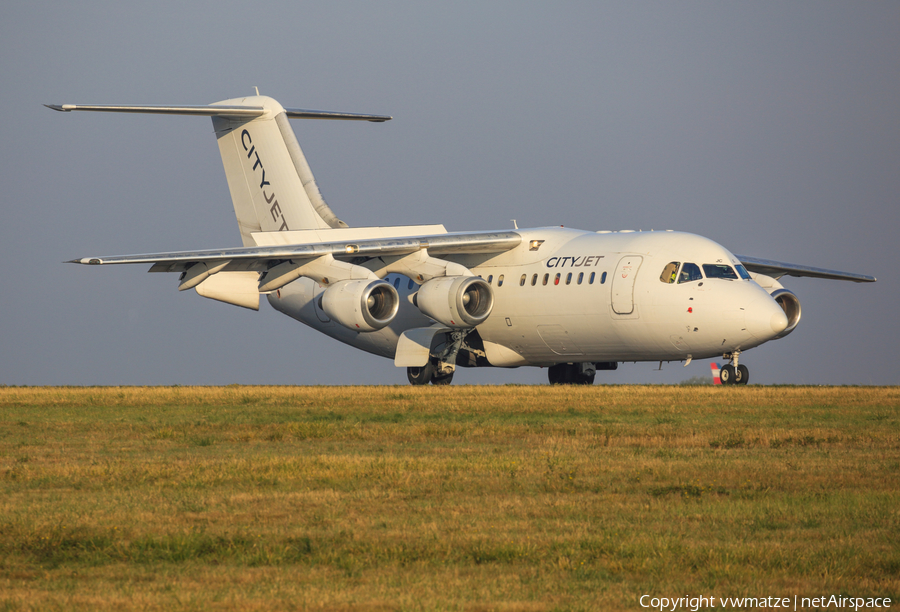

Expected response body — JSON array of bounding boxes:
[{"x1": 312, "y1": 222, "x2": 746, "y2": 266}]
[
  {"x1": 768, "y1": 288, "x2": 801, "y2": 338},
  {"x1": 414, "y1": 276, "x2": 493, "y2": 328},
  {"x1": 320, "y1": 279, "x2": 399, "y2": 332}
]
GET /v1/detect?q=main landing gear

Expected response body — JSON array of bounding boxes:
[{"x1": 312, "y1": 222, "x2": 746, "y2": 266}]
[
  {"x1": 719, "y1": 352, "x2": 749, "y2": 385},
  {"x1": 407, "y1": 361, "x2": 454, "y2": 386},
  {"x1": 548, "y1": 362, "x2": 596, "y2": 385},
  {"x1": 407, "y1": 331, "x2": 469, "y2": 386}
]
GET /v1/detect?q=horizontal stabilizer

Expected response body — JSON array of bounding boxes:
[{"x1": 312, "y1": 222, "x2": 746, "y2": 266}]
[
  {"x1": 45, "y1": 104, "x2": 264, "y2": 118},
  {"x1": 283, "y1": 108, "x2": 391, "y2": 122},
  {"x1": 45, "y1": 104, "x2": 390, "y2": 122}
]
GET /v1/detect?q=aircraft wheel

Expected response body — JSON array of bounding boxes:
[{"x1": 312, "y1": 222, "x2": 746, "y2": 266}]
[
  {"x1": 548, "y1": 364, "x2": 567, "y2": 385},
  {"x1": 720, "y1": 364, "x2": 736, "y2": 385},
  {"x1": 407, "y1": 363, "x2": 434, "y2": 386},
  {"x1": 736, "y1": 364, "x2": 749, "y2": 385},
  {"x1": 431, "y1": 371, "x2": 454, "y2": 386}
]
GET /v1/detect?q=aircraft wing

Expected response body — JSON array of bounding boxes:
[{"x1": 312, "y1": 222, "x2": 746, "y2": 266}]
[
  {"x1": 737, "y1": 255, "x2": 876, "y2": 283},
  {"x1": 67, "y1": 230, "x2": 523, "y2": 274}
]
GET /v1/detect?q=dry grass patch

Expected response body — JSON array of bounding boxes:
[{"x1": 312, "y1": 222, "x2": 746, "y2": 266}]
[{"x1": 0, "y1": 385, "x2": 898, "y2": 610}]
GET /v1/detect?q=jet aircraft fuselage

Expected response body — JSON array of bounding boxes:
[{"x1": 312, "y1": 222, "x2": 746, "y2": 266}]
[
  {"x1": 270, "y1": 227, "x2": 788, "y2": 372},
  {"x1": 47, "y1": 94, "x2": 874, "y2": 385}
]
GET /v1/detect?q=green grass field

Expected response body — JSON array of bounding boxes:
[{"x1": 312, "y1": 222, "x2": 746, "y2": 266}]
[{"x1": 0, "y1": 385, "x2": 897, "y2": 611}]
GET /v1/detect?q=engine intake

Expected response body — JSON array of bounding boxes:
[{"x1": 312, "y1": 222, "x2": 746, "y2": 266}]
[
  {"x1": 320, "y1": 279, "x2": 399, "y2": 332},
  {"x1": 768, "y1": 288, "x2": 801, "y2": 338},
  {"x1": 414, "y1": 276, "x2": 493, "y2": 328}
]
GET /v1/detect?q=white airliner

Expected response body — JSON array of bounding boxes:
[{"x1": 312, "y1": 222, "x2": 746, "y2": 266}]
[{"x1": 47, "y1": 94, "x2": 876, "y2": 386}]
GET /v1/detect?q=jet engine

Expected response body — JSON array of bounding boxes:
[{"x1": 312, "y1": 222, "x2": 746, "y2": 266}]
[
  {"x1": 414, "y1": 276, "x2": 493, "y2": 328},
  {"x1": 768, "y1": 288, "x2": 801, "y2": 338},
  {"x1": 320, "y1": 279, "x2": 399, "y2": 332}
]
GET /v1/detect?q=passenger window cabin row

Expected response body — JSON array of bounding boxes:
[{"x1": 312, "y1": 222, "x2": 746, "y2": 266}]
[
  {"x1": 388, "y1": 270, "x2": 611, "y2": 291},
  {"x1": 659, "y1": 261, "x2": 751, "y2": 284},
  {"x1": 486, "y1": 271, "x2": 608, "y2": 287}
]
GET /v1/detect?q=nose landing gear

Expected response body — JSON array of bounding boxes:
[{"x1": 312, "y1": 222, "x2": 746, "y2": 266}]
[{"x1": 720, "y1": 352, "x2": 749, "y2": 385}]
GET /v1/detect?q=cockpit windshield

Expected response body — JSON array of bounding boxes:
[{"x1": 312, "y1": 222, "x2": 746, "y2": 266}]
[
  {"x1": 703, "y1": 264, "x2": 739, "y2": 280},
  {"x1": 660, "y1": 262, "x2": 679, "y2": 284},
  {"x1": 664, "y1": 261, "x2": 749, "y2": 284},
  {"x1": 678, "y1": 263, "x2": 703, "y2": 283}
]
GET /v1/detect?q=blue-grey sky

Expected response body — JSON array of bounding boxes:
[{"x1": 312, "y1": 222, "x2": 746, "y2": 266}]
[{"x1": 2, "y1": 2, "x2": 897, "y2": 386}]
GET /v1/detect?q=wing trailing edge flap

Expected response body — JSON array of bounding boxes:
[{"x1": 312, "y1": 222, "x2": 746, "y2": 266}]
[
  {"x1": 737, "y1": 255, "x2": 876, "y2": 283},
  {"x1": 194, "y1": 271, "x2": 260, "y2": 311}
]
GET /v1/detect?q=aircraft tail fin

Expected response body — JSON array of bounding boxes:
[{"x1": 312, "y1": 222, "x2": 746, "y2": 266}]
[
  {"x1": 47, "y1": 96, "x2": 391, "y2": 246},
  {"x1": 210, "y1": 96, "x2": 390, "y2": 245}
]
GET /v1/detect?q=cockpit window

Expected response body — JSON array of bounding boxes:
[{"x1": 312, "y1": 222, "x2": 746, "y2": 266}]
[
  {"x1": 659, "y1": 261, "x2": 679, "y2": 284},
  {"x1": 678, "y1": 263, "x2": 703, "y2": 283},
  {"x1": 735, "y1": 264, "x2": 751, "y2": 280},
  {"x1": 703, "y1": 264, "x2": 739, "y2": 280}
]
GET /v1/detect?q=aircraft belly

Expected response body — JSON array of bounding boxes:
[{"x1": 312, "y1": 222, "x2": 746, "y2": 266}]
[
  {"x1": 480, "y1": 312, "x2": 647, "y2": 364},
  {"x1": 536, "y1": 324, "x2": 583, "y2": 355}
]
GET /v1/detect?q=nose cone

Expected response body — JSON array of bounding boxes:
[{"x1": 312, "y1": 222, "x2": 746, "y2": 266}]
[{"x1": 746, "y1": 295, "x2": 788, "y2": 341}]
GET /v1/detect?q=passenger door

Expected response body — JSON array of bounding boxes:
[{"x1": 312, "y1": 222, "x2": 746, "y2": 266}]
[{"x1": 611, "y1": 256, "x2": 643, "y2": 315}]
